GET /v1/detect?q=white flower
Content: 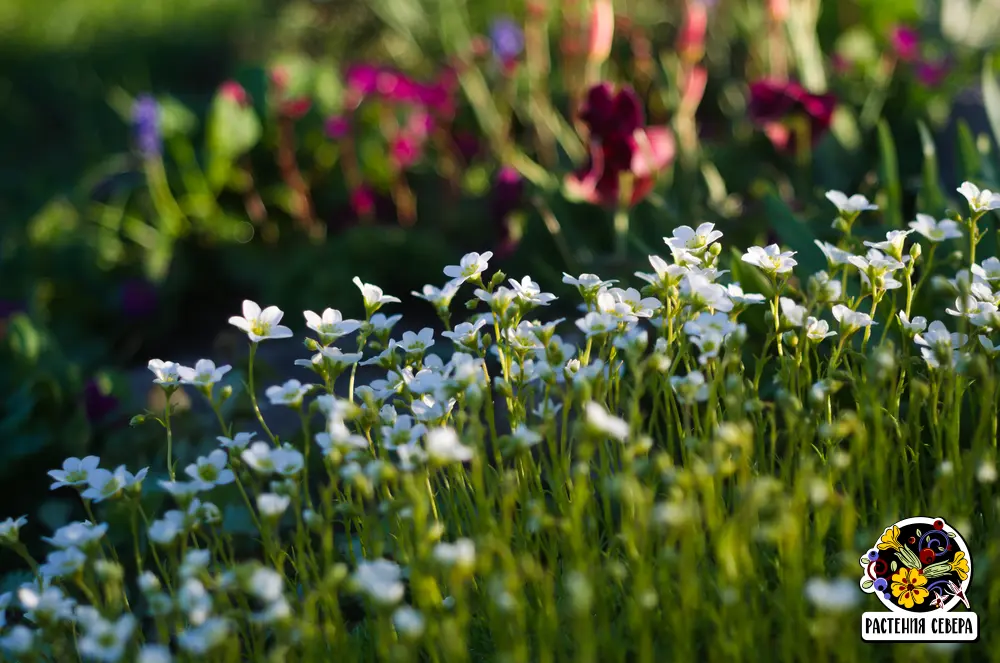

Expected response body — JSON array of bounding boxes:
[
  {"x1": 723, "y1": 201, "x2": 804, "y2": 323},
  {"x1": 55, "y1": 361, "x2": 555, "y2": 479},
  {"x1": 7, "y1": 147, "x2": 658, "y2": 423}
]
[
  {"x1": 228, "y1": 300, "x2": 293, "y2": 342},
  {"x1": 412, "y1": 281, "x2": 461, "y2": 309},
  {"x1": 807, "y1": 271, "x2": 842, "y2": 303},
  {"x1": 177, "y1": 618, "x2": 230, "y2": 655},
  {"x1": 804, "y1": 577, "x2": 859, "y2": 612},
  {"x1": 915, "y1": 320, "x2": 967, "y2": 351},
  {"x1": 148, "y1": 511, "x2": 187, "y2": 545},
  {"x1": 805, "y1": 317, "x2": 836, "y2": 342},
  {"x1": 393, "y1": 606, "x2": 425, "y2": 638},
  {"x1": 270, "y1": 447, "x2": 305, "y2": 477},
  {"x1": 0, "y1": 515, "x2": 27, "y2": 543},
  {"x1": 725, "y1": 282, "x2": 766, "y2": 306},
  {"x1": 443, "y1": 251, "x2": 493, "y2": 283},
  {"x1": 670, "y1": 371, "x2": 709, "y2": 404},
  {"x1": 18, "y1": 585, "x2": 76, "y2": 624},
  {"x1": 825, "y1": 190, "x2": 878, "y2": 214},
  {"x1": 77, "y1": 613, "x2": 135, "y2": 663},
  {"x1": 158, "y1": 480, "x2": 204, "y2": 502},
  {"x1": 147, "y1": 359, "x2": 180, "y2": 386},
  {"x1": 48, "y1": 456, "x2": 101, "y2": 490},
  {"x1": 863, "y1": 230, "x2": 912, "y2": 260},
  {"x1": 972, "y1": 257, "x2": 1000, "y2": 282},
  {"x1": 184, "y1": 450, "x2": 235, "y2": 489},
  {"x1": 39, "y1": 546, "x2": 86, "y2": 579},
  {"x1": 814, "y1": 240, "x2": 854, "y2": 267},
  {"x1": 585, "y1": 402, "x2": 629, "y2": 441},
  {"x1": 441, "y1": 319, "x2": 488, "y2": 348},
  {"x1": 976, "y1": 460, "x2": 998, "y2": 484},
  {"x1": 265, "y1": 379, "x2": 312, "y2": 407},
  {"x1": 82, "y1": 465, "x2": 146, "y2": 503},
  {"x1": 0, "y1": 625, "x2": 34, "y2": 655},
  {"x1": 741, "y1": 245, "x2": 797, "y2": 276},
  {"x1": 177, "y1": 359, "x2": 231, "y2": 387},
  {"x1": 425, "y1": 427, "x2": 474, "y2": 463},
  {"x1": 256, "y1": 493, "x2": 290, "y2": 519},
  {"x1": 137, "y1": 644, "x2": 173, "y2": 663},
  {"x1": 831, "y1": 305, "x2": 876, "y2": 334},
  {"x1": 353, "y1": 559, "x2": 405, "y2": 606},
  {"x1": 908, "y1": 213, "x2": 963, "y2": 243},
  {"x1": 509, "y1": 424, "x2": 543, "y2": 449},
  {"x1": 241, "y1": 442, "x2": 276, "y2": 474},
  {"x1": 679, "y1": 273, "x2": 733, "y2": 312},
  {"x1": 562, "y1": 273, "x2": 617, "y2": 297},
  {"x1": 368, "y1": 312, "x2": 403, "y2": 335},
  {"x1": 42, "y1": 521, "x2": 108, "y2": 550},
  {"x1": 575, "y1": 311, "x2": 619, "y2": 338},
  {"x1": 397, "y1": 328, "x2": 435, "y2": 354},
  {"x1": 957, "y1": 181, "x2": 1000, "y2": 213},
  {"x1": 779, "y1": 298, "x2": 807, "y2": 327},
  {"x1": 303, "y1": 308, "x2": 361, "y2": 343},
  {"x1": 664, "y1": 223, "x2": 723, "y2": 253},
  {"x1": 433, "y1": 539, "x2": 476, "y2": 570},
  {"x1": 217, "y1": 432, "x2": 256, "y2": 451},
  {"x1": 509, "y1": 276, "x2": 557, "y2": 306},
  {"x1": 979, "y1": 335, "x2": 1000, "y2": 357},
  {"x1": 898, "y1": 312, "x2": 927, "y2": 335},
  {"x1": 352, "y1": 278, "x2": 403, "y2": 313}
]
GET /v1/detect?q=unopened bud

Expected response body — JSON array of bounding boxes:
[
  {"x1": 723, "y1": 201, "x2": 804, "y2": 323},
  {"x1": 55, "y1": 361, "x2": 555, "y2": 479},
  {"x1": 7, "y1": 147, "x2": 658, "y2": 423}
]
[{"x1": 588, "y1": 0, "x2": 615, "y2": 65}]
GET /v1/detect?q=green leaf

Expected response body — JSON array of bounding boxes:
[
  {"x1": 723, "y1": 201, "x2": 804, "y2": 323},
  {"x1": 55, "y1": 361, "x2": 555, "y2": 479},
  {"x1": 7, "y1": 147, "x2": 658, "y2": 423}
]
[
  {"x1": 877, "y1": 119, "x2": 902, "y2": 228},
  {"x1": 917, "y1": 120, "x2": 945, "y2": 214},
  {"x1": 157, "y1": 96, "x2": 198, "y2": 139},
  {"x1": 891, "y1": 560, "x2": 898, "y2": 572},
  {"x1": 5, "y1": 315, "x2": 42, "y2": 364},
  {"x1": 862, "y1": 579, "x2": 874, "y2": 590},
  {"x1": 956, "y1": 119, "x2": 982, "y2": 184},
  {"x1": 761, "y1": 190, "x2": 823, "y2": 278}
]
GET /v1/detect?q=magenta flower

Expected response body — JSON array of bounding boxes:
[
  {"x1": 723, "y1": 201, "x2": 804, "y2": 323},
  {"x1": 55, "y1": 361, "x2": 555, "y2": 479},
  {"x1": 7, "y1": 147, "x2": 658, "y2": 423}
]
[
  {"x1": 219, "y1": 80, "x2": 249, "y2": 106},
  {"x1": 890, "y1": 26, "x2": 920, "y2": 62},
  {"x1": 565, "y1": 84, "x2": 675, "y2": 208},
  {"x1": 748, "y1": 79, "x2": 836, "y2": 153},
  {"x1": 325, "y1": 115, "x2": 350, "y2": 139},
  {"x1": 916, "y1": 59, "x2": 950, "y2": 88}
]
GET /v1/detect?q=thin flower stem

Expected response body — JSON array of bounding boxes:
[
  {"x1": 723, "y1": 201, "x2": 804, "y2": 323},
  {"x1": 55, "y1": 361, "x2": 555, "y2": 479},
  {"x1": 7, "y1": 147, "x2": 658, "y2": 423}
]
[{"x1": 248, "y1": 342, "x2": 278, "y2": 444}]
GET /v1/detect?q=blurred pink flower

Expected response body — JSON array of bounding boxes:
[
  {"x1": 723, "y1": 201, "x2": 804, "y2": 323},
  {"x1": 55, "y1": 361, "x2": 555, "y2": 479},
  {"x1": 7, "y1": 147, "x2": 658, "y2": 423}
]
[
  {"x1": 391, "y1": 135, "x2": 422, "y2": 168},
  {"x1": 890, "y1": 26, "x2": 920, "y2": 62},
  {"x1": 219, "y1": 80, "x2": 249, "y2": 106},
  {"x1": 566, "y1": 83, "x2": 675, "y2": 208},
  {"x1": 678, "y1": 0, "x2": 708, "y2": 63},
  {"x1": 270, "y1": 67, "x2": 312, "y2": 119},
  {"x1": 588, "y1": 0, "x2": 615, "y2": 64}
]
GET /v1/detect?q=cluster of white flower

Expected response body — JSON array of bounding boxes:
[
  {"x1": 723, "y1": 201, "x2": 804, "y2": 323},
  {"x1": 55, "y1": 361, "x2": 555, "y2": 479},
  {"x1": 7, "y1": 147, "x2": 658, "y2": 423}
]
[{"x1": 2, "y1": 181, "x2": 999, "y2": 660}]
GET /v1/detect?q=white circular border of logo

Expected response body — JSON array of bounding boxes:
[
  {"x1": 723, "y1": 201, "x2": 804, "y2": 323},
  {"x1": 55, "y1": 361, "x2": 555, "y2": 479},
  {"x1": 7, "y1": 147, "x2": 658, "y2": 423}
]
[{"x1": 866, "y1": 516, "x2": 972, "y2": 614}]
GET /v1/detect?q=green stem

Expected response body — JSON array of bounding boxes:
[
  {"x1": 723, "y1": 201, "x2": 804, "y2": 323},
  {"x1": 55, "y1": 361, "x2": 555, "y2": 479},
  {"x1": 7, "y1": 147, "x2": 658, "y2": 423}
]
[{"x1": 248, "y1": 343, "x2": 278, "y2": 444}]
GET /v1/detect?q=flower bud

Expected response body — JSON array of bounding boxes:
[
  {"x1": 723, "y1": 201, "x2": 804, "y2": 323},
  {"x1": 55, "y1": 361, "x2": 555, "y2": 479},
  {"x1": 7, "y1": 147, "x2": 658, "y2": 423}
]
[
  {"x1": 677, "y1": 0, "x2": 708, "y2": 64},
  {"x1": 909, "y1": 241, "x2": 922, "y2": 262}
]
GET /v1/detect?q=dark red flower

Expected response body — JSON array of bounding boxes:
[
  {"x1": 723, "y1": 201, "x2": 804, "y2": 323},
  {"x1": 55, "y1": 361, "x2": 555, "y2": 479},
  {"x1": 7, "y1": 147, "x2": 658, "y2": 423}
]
[
  {"x1": 748, "y1": 79, "x2": 836, "y2": 153},
  {"x1": 920, "y1": 548, "x2": 936, "y2": 565},
  {"x1": 566, "y1": 83, "x2": 674, "y2": 208},
  {"x1": 350, "y1": 186, "x2": 376, "y2": 217}
]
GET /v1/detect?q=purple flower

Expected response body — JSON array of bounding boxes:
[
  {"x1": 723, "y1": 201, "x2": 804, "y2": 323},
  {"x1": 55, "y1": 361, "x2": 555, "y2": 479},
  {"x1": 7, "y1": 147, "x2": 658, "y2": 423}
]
[
  {"x1": 489, "y1": 17, "x2": 524, "y2": 63},
  {"x1": 119, "y1": 279, "x2": 158, "y2": 319},
  {"x1": 84, "y1": 379, "x2": 119, "y2": 424},
  {"x1": 916, "y1": 59, "x2": 950, "y2": 88},
  {"x1": 131, "y1": 94, "x2": 160, "y2": 158},
  {"x1": 874, "y1": 578, "x2": 888, "y2": 592}
]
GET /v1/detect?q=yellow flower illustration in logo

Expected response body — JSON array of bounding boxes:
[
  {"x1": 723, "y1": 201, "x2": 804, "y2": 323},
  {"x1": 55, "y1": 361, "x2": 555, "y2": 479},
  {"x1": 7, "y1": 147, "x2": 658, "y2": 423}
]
[
  {"x1": 878, "y1": 525, "x2": 902, "y2": 551},
  {"x1": 949, "y1": 551, "x2": 970, "y2": 581},
  {"x1": 891, "y1": 567, "x2": 929, "y2": 609}
]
